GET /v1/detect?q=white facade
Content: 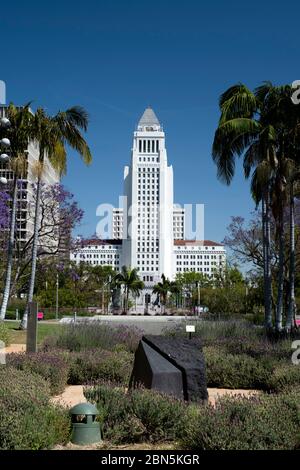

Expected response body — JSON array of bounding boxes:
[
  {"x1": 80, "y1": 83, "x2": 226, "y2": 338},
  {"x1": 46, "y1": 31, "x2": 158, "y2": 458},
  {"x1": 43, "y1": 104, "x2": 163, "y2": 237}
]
[
  {"x1": 71, "y1": 239, "x2": 122, "y2": 268},
  {"x1": 112, "y1": 208, "x2": 123, "y2": 239},
  {"x1": 71, "y1": 108, "x2": 227, "y2": 300},
  {"x1": 173, "y1": 205, "x2": 185, "y2": 240},
  {"x1": 122, "y1": 108, "x2": 174, "y2": 285},
  {"x1": 174, "y1": 240, "x2": 226, "y2": 275}
]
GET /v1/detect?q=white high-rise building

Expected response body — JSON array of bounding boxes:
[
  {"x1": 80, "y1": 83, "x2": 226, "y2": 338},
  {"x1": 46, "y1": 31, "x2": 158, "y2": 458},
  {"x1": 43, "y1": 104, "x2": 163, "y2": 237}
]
[
  {"x1": 122, "y1": 108, "x2": 174, "y2": 285},
  {"x1": 71, "y1": 107, "x2": 226, "y2": 306},
  {"x1": 112, "y1": 208, "x2": 123, "y2": 239}
]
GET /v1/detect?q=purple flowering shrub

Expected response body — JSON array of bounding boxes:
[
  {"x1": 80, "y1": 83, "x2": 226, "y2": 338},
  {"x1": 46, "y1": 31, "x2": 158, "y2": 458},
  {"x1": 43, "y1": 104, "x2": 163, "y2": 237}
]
[
  {"x1": 84, "y1": 384, "x2": 186, "y2": 444},
  {"x1": 182, "y1": 391, "x2": 300, "y2": 450},
  {"x1": 68, "y1": 348, "x2": 133, "y2": 385},
  {"x1": 7, "y1": 351, "x2": 69, "y2": 395},
  {"x1": 42, "y1": 322, "x2": 143, "y2": 353},
  {"x1": 0, "y1": 367, "x2": 70, "y2": 449}
]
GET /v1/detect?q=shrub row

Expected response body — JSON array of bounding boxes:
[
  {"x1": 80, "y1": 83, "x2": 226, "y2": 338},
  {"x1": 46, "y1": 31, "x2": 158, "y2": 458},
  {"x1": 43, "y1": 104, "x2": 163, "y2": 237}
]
[
  {"x1": 43, "y1": 322, "x2": 143, "y2": 353},
  {"x1": 182, "y1": 392, "x2": 300, "y2": 450},
  {"x1": 0, "y1": 367, "x2": 70, "y2": 449},
  {"x1": 85, "y1": 383, "x2": 300, "y2": 449},
  {"x1": 7, "y1": 352, "x2": 69, "y2": 395},
  {"x1": 203, "y1": 346, "x2": 300, "y2": 392},
  {"x1": 85, "y1": 384, "x2": 186, "y2": 444},
  {"x1": 68, "y1": 349, "x2": 133, "y2": 385},
  {"x1": 7, "y1": 348, "x2": 134, "y2": 394}
]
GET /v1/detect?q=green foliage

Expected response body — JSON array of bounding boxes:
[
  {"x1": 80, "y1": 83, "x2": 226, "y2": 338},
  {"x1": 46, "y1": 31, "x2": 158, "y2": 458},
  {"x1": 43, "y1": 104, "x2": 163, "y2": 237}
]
[
  {"x1": 167, "y1": 320, "x2": 300, "y2": 391},
  {"x1": 0, "y1": 367, "x2": 70, "y2": 449},
  {"x1": 7, "y1": 352, "x2": 69, "y2": 395},
  {"x1": 84, "y1": 384, "x2": 186, "y2": 444},
  {"x1": 0, "y1": 321, "x2": 10, "y2": 346},
  {"x1": 36, "y1": 263, "x2": 116, "y2": 309},
  {"x1": 42, "y1": 322, "x2": 142, "y2": 353},
  {"x1": 181, "y1": 391, "x2": 300, "y2": 450},
  {"x1": 203, "y1": 346, "x2": 272, "y2": 389},
  {"x1": 68, "y1": 349, "x2": 133, "y2": 385},
  {"x1": 268, "y1": 363, "x2": 300, "y2": 393}
]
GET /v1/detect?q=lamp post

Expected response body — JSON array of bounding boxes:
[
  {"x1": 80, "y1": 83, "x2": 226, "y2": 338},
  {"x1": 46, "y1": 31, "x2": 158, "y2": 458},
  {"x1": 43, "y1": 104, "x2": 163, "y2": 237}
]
[
  {"x1": 197, "y1": 281, "x2": 201, "y2": 316},
  {"x1": 55, "y1": 273, "x2": 59, "y2": 320},
  {"x1": 0, "y1": 117, "x2": 11, "y2": 186}
]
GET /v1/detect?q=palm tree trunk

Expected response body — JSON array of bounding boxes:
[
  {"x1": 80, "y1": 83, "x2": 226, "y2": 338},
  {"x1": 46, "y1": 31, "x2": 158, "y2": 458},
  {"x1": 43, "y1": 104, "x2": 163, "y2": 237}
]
[
  {"x1": 126, "y1": 289, "x2": 129, "y2": 314},
  {"x1": 265, "y1": 188, "x2": 273, "y2": 329},
  {"x1": 286, "y1": 183, "x2": 296, "y2": 331},
  {"x1": 262, "y1": 195, "x2": 267, "y2": 325},
  {"x1": 0, "y1": 176, "x2": 18, "y2": 320},
  {"x1": 275, "y1": 208, "x2": 284, "y2": 332},
  {"x1": 20, "y1": 176, "x2": 42, "y2": 329}
]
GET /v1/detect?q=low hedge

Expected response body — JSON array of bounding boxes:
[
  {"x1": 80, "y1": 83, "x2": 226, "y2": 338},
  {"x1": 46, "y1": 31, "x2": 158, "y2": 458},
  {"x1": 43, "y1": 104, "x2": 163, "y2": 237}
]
[
  {"x1": 85, "y1": 384, "x2": 185, "y2": 444},
  {"x1": 203, "y1": 346, "x2": 272, "y2": 390},
  {"x1": 181, "y1": 391, "x2": 300, "y2": 450},
  {"x1": 0, "y1": 367, "x2": 70, "y2": 449},
  {"x1": 203, "y1": 346, "x2": 300, "y2": 392},
  {"x1": 43, "y1": 322, "x2": 143, "y2": 353},
  {"x1": 7, "y1": 351, "x2": 69, "y2": 395},
  {"x1": 68, "y1": 349, "x2": 134, "y2": 385}
]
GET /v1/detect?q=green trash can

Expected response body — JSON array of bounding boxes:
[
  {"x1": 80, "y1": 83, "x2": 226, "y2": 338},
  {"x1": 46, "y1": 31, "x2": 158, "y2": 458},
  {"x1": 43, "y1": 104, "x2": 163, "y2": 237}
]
[{"x1": 69, "y1": 402, "x2": 101, "y2": 445}]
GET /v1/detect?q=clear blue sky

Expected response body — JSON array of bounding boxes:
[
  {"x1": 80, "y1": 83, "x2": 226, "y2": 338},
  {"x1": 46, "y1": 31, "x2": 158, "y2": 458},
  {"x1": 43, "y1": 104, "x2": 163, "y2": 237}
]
[{"x1": 1, "y1": 0, "x2": 299, "y2": 243}]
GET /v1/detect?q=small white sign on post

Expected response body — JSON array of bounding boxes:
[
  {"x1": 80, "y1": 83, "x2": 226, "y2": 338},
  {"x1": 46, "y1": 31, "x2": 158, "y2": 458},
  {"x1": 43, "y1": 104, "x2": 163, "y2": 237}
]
[{"x1": 186, "y1": 325, "x2": 195, "y2": 333}]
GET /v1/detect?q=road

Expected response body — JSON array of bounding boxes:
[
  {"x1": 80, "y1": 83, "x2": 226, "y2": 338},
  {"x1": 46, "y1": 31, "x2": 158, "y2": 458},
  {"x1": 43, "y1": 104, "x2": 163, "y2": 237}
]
[{"x1": 60, "y1": 314, "x2": 202, "y2": 335}]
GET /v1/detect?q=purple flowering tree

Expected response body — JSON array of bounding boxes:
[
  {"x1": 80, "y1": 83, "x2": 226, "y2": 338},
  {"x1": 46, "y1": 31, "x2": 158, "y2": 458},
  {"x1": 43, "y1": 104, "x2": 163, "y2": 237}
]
[{"x1": 3, "y1": 183, "x2": 84, "y2": 317}]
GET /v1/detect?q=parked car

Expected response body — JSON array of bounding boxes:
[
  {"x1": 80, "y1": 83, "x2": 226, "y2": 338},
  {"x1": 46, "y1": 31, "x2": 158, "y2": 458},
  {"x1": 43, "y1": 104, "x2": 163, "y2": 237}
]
[
  {"x1": 195, "y1": 305, "x2": 209, "y2": 314},
  {"x1": 37, "y1": 312, "x2": 44, "y2": 321}
]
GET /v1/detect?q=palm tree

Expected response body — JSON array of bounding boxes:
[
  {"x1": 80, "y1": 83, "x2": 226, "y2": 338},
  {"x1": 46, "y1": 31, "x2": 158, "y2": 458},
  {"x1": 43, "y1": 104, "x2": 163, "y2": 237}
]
[
  {"x1": 213, "y1": 82, "x2": 300, "y2": 332},
  {"x1": 20, "y1": 106, "x2": 92, "y2": 329},
  {"x1": 115, "y1": 266, "x2": 144, "y2": 314},
  {"x1": 0, "y1": 104, "x2": 32, "y2": 320},
  {"x1": 152, "y1": 274, "x2": 171, "y2": 314},
  {"x1": 212, "y1": 83, "x2": 276, "y2": 329}
]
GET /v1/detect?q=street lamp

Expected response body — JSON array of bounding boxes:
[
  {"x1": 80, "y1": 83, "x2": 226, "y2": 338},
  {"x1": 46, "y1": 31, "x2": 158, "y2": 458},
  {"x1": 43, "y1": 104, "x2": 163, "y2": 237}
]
[
  {"x1": 55, "y1": 273, "x2": 59, "y2": 320},
  {"x1": 197, "y1": 281, "x2": 201, "y2": 316},
  {"x1": 0, "y1": 117, "x2": 11, "y2": 187}
]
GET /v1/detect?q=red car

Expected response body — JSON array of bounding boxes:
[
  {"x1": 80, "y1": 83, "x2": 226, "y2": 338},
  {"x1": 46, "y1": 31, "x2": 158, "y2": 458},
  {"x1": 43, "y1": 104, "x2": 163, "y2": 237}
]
[{"x1": 37, "y1": 312, "x2": 44, "y2": 321}]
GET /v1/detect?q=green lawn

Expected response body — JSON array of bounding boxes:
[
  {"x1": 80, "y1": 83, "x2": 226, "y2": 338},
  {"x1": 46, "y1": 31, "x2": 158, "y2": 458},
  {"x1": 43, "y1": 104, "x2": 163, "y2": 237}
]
[{"x1": 5, "y1": 321, "x2": 62, "y2": 344}]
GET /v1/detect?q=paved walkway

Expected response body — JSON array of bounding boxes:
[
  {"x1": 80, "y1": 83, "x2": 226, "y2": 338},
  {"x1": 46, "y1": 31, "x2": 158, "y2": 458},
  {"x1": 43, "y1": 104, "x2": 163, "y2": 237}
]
[{"x1": 3, "y1": 343, "x2": 26, "y2": 354}]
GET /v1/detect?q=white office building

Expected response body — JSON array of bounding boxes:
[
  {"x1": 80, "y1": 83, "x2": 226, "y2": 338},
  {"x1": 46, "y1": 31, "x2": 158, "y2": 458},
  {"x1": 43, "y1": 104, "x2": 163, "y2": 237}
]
[{"x1": 71, "y1": 107, "x2": 226, "y2": 303}]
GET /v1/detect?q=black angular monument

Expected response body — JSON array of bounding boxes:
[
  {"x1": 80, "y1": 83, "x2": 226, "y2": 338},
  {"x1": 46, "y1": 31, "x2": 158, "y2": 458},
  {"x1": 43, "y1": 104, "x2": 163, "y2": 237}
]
[{"x1": 129, "y1": 335, "x2": 208, "y2": 402}]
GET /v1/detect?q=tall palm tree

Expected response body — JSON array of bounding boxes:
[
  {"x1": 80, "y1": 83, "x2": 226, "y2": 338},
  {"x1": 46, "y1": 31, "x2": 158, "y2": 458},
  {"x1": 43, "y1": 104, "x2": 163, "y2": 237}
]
[
  {"x1": 115, "y1": 266, "x2": 144, "y2": 314},
  {"x1": 20, "y1": 106, "x2": 92, "y2": 329},
  {"x1": 152, "y1": 274, "x2": 171, "y2": 314},
  {"x1": 212, "y1": 83, "x2": 276, "y2": 329},
  {"x1": 0, "y1": 104, "x2": 32, "y2": 320},
  {"x1": 213, "y1": 82, "x2": 300, "y2": 332}
]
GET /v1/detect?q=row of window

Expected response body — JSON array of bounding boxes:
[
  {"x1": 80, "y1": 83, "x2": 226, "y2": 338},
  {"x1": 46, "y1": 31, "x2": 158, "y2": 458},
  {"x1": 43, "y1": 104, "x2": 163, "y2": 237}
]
[
  {"x1": 138, "y1": 140, "x2": 159, "y2": 153},
  {"x1": 177, "y1": 261, "x2": 217, "y2": 266},
  {"x1": 177, "y1": 267, "x2": 211, "y2": 273},
  {"x1": 138, "y1": 167, "x2": 159, "y2": 172},
  {"x1": 176, "y1": 254, "x2": 220, "y2": 259}
]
